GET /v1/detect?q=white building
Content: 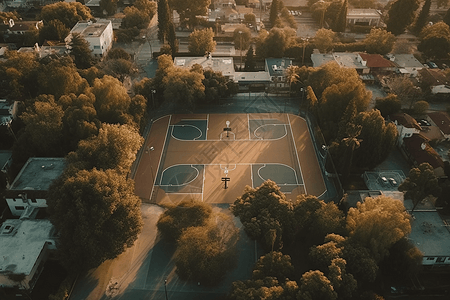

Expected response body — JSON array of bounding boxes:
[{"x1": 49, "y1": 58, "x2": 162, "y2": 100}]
[
  {"x1": 0, "y1": 219, "x2": 57, "y2": 291},
  {"x1": 66, "y1": 19, "x2": 113, "y2": 58},
  {"x1": 174, "y1": 56, "x2": 236, "y2": 81},
  {"x1": 311, "y1": 52, "x2": 370, "y2": 74},
  {"x1": 347, "y1": 9, "x2": 382, "y2": 27},
  {"x1": 4, "y1": 157, "x2": 65, "y2": 217}
]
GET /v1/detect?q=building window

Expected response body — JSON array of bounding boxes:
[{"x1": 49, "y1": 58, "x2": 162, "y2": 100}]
[
  {"x1": 427, "y1": 257, "x2": 435, "y2": 260},
  {"x1": 15, "y1": 206, "x2": 25, "y2": 210},
  {"x1": 437, "y1": 257, "x2": 446, "y2": 262},
  {"x1": 94, "y1": 46, "x2": 100, "y2": 49},
  {"x1": 30, "y1": 198, "x2": 37, "y2": 203}
]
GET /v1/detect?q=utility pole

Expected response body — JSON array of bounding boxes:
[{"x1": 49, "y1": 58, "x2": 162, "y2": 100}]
[{"x1": 239, "y1": 31, "x2": 243, "y2": 71}]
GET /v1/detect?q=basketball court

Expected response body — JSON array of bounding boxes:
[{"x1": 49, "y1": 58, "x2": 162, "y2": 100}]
[{"x1": 134, "y1": 113, "x2": 326, "y2": 205}]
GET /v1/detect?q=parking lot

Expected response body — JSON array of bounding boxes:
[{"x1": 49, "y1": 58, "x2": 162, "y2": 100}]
[{"x1": 364, "y1": 170, "x2": 407, "y2": 191}]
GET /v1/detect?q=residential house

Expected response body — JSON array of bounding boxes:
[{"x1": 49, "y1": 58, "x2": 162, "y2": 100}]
[
  {"x1": 1, "y1": 19, "x2": 43, "y2": 41},
  {"x1": 213, "y1": 0, "x2": 236, "y2": 10},
  {"x1": 236, "y1": 5, "x2": 254, "y2": 19},
  {"x1": 402, "y1": 133, "x2": 445, "y2": 177},
  {"x1": 174, "y1": 56, "x2": 236, "y2": 81},
  {"x1": 266, "y1": 58, "x2": 292, "y2": 89},
  {"x1": 311, "y1": 53, "x2": 369, "y2": 74},
  {"x1": 406, "y1": 200, "x2": 450, "y2": 267},
  {"x1": 418, "y1": 68, "x2": 450, "y2": 96},
  {"x1": 4, "y1": 157, "x2": 66, "y2": 217},
  {"x1": 427, "y1": 112, "x2": 450, "y2": 141},
  {"x1": 66, "y1": 19, "x2": 113, "y2": 58},
  {"x1": 390, "y1": 113, "x2": 422, "y2": 146},
  {"x1": 0, "y1": 219, "x2": 57, "y2": 291},
  {"x1": 358, "y1": 52, "x2": 396, "y2": 74},
  {"x1": 386, "y1": 54, "x2": 423, "y2": 77},
  {"x1": 346, "y1": 9, "x2": 382, "y2": 27},
  {"x1": 0, "y1": 99, "x2": 18, "y2": 127},
  {"x1": 17, "y1": 43, "x2": 67, "y2": 58}
]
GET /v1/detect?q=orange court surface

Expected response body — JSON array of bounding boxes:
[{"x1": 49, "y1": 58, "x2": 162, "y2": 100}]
[{"x1": 133, "y1": 113, "x2": 326, "y2": 205}]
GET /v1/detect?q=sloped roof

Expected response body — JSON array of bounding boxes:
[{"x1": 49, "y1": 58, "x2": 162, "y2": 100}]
[
  {"x1": 358, "y1": 53, "x2": 395, "y2": 68},
  {"x1": 390, "y1": 113, "x2": 422, "y2": 130},
  {"x1": 419, "y1": 68, "x2": 450, "y2": 87},
  {"x1": 403, "y1": 134, "x2": 444, "y2": 169},
  {"x1": 428, "y1": 111, "x2": 450, "y2": 135}
]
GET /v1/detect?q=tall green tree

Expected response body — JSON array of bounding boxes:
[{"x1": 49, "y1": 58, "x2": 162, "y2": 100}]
[
  {"x1": 68, "y1": 33, "x2": 93, "y2": 69},
  {"x1": 233, "y1": 26, "x2": 252, "y2": 50},
  {"x1": 231, "y1": 180, "x2": 295, "y2": 251},
  {"x1": 298, "y1": 270, "x2": 338, "y2": 300},
  {"x1": 39, "y1": 19, "x2": 70, "y2": 43},
  {"x1": 40, "y1": 2, "x2": 92, "y2": 29},
  {"x1": 346, "y1": 195, "x2": 412, "y2": 262},
  {"x1": 374, "y1": 94, "x2": 402, "y2": 117},
  {"x1": 334, "y1": 0, "x2": 347, "y2": 32},
  {"x1": 162, "y1": 66, "x2": 205, "y2": 108},
  {"x1": 67, "y1": 123, "x2": 143, "y2": 175},
  {"x1": 270, "y1": 0, "x2": 280, "y2": 26},
  {"x1": 188, "y1": 28, "x2": 216, "y2": 55},
  {"x1": 418, "y1": 22, "x2": 450, "y2": 59},
  {"x1": 313, "y1": 28, "x2": 335, "y2": 53},
  {"x1": 364, "y1": 28, "x2": 396, "y2": 55},
  {"x1": 244, "y1": 45, "x2": 256, "y2": 71},
  {"x1": 100, "y1": 0, "x2": 119, "y2": 15},
  {"x1": 167, "y1": 21, "x2": 178, "y2": 56},
  {"x1": 444, "y1": 7, "x2": 450, "y2": 27},
  {"x1": 158, "y1": 0, "x2": 170, "y2": 42},
  {"x1": 170, "y1": 0, "x2": 210, "y2": 27},
  {"x1": 386, "y1": 0, "x2": 420, "y2": 35},
  {"x1": 412, "y1": 0, "x2": 431, "y2": 34},
  {"x1": 399, "y1": 163, "x2": 442, "y2": 211},
  {"x1": 47, "y1": 168, "x2": 143, "y2": 271}
]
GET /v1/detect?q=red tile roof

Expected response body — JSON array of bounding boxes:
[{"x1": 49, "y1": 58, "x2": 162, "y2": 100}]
[
  {"x1": 403, "y1": 134, "x2": 444, "y2": 169},
  {"x1": 359, "y1": 53, "x2": 395, "y2": 68},
  {"x1": 390, "y1": 113, "x2": 422, "y2": 130},
  {"x1": 428, "y1": 111, "x2": 450, "y2": 135}
]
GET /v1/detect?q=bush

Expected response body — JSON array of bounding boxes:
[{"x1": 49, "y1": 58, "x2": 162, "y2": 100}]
[
  {"x1": 157, "y1": 199, "x2": 212, "y2": 241},
  {"x1": 375, "y1": 94, "x2": 402, "y2": 117},
  {"x1": 413, "y1": 100, "x2": 429, "y2": 114}
]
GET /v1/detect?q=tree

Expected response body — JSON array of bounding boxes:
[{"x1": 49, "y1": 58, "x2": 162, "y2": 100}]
[
  {"x1": 231, "y1": 180, "x2": 295, "y2": 251},
  {"x1": 170, "y1": 0, "x2": 211, "y2": 27},
  {"x1": 380, "y1": 237, "x2": 423, "y2": 277},
  {"x1": 270, "y1": 0, "x2": 280, "y2": 26},
  {"x1": 233, "y1": 26, "x2": 252, "y2": 50},
  {"x1": 106, "y1": 48, "x2": 131, "y2": 60},
  {"x1": 40, "y1": 2, "x2": 92, "y2": 29},
  {"x1": 333, "y1": 0, "x2": 347, "y2": 32},
  {"x1": 412, "y1": 0, "x2": 431, "y2": 34},
  {"x1": 68, "y1": 33, "x2": 93, "y2": 69},
  {"x1": 285, "y1": 65, "x2": 300, "y2": 96},
  {"x1": 90, "y1": 75, "x2": 132, "y2": 124},
  {"x1": 309, "y1": 236, "x2": 344, "y2": 272},
  {"x1": 17, "y1": 95, "x2": 65, "y2": 157},
  {"x1": 298, "y1": 270, "x2": 337, "y2": 300},
  {"x1": 353, "y1": 109, "x2": 398, "y2": 169},
  {"x1": 393, "y1": 39, "x2": 414, "y2": 54},
  {"x1": 244, "y1": 13, "x2": 256, "y2": 27},
  {"x1": 375, "y1": 94, "x2": 402, "y2": 117},
  {"x1": 162, "y1": 66, "x2": 205, "y2": 108},
  {"x1": 67, "y1": 123, "x2": 143, "y2": 175},
  {"x1": 346, "y1": 195, "x2": 412, "y2": 262},
  {"x1": 257, "y1": 27, "x2": 295, "y2": 58},
  {"x1": 364, "y1": 28, "x2": 396, "y2": 55},
  {"x1": 188, "y1": 28, "x2": 216, "y2": 55},
  {"x1": 444, "y1": 7, "x2": 450, "y2": 27},
  {"x1": 201, "y1": 68, "x2": 238, "y2": 103},
  {"x1": 47, "y1": 168, "x2": 143, "y2": 271},
  {"x1": 133, "y1": 0, "x2": 157, "y2": 17},
  {"x1": 100, "y1": 0, "x2": 119, "y2": 15},
  {"x1": 167, "y1": 21, "x2": 179, "y2": 56},
  {"x1": 327, "y1": 258, "x2": 357, "y2": 299},
  {"x1": 252, "y1": 252, "x2": 295, "y2": 283},
  {"x1": 121, "y1": 6, "x2": 151, "y2": 29},
  {"x1": 386, "y1": 0, "x2": 420, "y2": 35},
  {"x1": 244, "y1": 45, "x2": 256, "y2": 71},
  {"x1": 39, "y1": 19, "x2": 70, "y2": 43},
  {"x1": 157, "y1": 199, "x2": 212, "y2": 241},
  {"x1": 413, "y1": 100, "x2": 429, "y2": 114},
  {"x1": 386, "y1": 76, "x2": 420, "y2": 107},
  {"x1": 175, "y1": 213, "x2": 239, "y2": 285},
  {"x1": 399, "y1": 163, "x2": 442, "y2": 211},
  {"x1": 418, "y1": 22, "x2": 450, "y2": 59},
  {"x1": 101, "y1": 58, "x2": 135, "y2": 83},
  {"x1": 314, "y1": 28, "x2": 335, "y2": 53},
  {"x1": 230, "y1": 277, "x2": 298, "y2": 300},
  {"x1": 158, "y1": 0, "x2": 170, "y2": 42}
]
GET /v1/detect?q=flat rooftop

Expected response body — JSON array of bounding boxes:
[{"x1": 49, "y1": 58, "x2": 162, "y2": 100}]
[
  {"x1": 70, "y1": 20, "x2": 110, "y2": 38},
  {"x1": 174, "y1": 57, "x2": 235, "y2": 77},
  {"x1": 407, "y1": 204, "x2": 450, "y2": 257},
  {"x1": 0, "y1": 219, "x2": 54, "y2": 275},
  {"x1": 10, "y1": 157, "x2": 66, "y2": 191}
]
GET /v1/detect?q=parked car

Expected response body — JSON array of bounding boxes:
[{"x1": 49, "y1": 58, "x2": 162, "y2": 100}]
[
  {"x1": 427, "y1": 61, "x2": 438, "y2": 69},
  {"x1": 389, "y1": 178, "x2": 397, "y2": 186},
  {"x1": 379, "y1": 176, "x2": 388, "y2": 185}
]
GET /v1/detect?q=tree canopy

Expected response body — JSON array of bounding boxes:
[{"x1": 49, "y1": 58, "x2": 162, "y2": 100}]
[
  {"x1": 40, "y1": 2, "x2": 92, "y2": 29},
  {"x1": 364, "y1": 28, "x2": 396, "y2": 55},
  {"x1": 188, "y1": 28, "x2": 216, "y2": 55},
  {"x1": 170, "y1": 0, "x2": 210, "y2": 27},
  {"x1": 47, "y1": 168, "x2": 143, "y2": 271},
  {"x1": 386, "y1": 0, "x2": 419, "y2": 35},
  {"x1": 231, "y1": 180, "x2": 295, "y2": 251},
  {"x1": 418, "y1": 22, "x2": 450, "y2": 59}
]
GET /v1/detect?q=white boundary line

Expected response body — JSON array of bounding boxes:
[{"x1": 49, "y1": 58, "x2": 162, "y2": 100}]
[
  {"x1": 206, "y1": 114, "x2": 209, "y2": 140},
  {"x1": 159, "y1": 164, "x2": 200, "y2": 187},
  {"x1": 287, "y1": 114, "x2": 307, "y2": 195},
  {"x1": 253, "y1": 124, "x2": 287, "y2": 141},
  {"x1": 202, "y1": 166, "x2": 206, "y2": 202},
  {"x1": 247, "y1": 114, "x2": 251, "y2": 140},
  {"x1": 256, "y1": 163, "x2": 299, "y2": 184},
  {"x1": 171, "y1": 124, "x2": 203, "y2": 140},
  {"x1": 151, "y1": 115, "x2": 172, "y2": 200},
  {"x1": 250, "y1": 163, "x2": 254, "y2": 188}
]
